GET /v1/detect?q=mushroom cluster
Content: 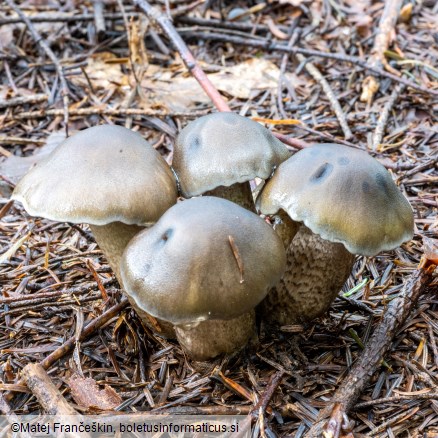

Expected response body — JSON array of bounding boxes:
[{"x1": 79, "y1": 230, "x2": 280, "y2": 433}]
[{"x1": 12, "y1": 115, "x2": 415, "y2": 361}]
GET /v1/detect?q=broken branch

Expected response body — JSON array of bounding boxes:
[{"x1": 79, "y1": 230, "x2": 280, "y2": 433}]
[
  {"x1": 360, "y1": 0, "x2": 403, "y2": 103},
  {"x1": 5, "y1": 0, "x2": 71, "y2": 135},
  {"x1": 21, "y1": 363, "x2": 79, "y2": 416},
  {"x1": 305, "y1": 265, "x2": 436, "y2": 437},
  {"x1": 297, "y1": 54, "x2": 352, "y2": 140},
  {"x1": 132, "y1": 0, "x2": 230, "y2": 112}
]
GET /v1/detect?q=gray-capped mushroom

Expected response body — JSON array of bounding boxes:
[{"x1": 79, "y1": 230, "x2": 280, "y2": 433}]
[
  {"x1": 121, "y1": 196, "x2": 286, "y2": 360},
  {"x1": 257, "y1": 143, "x2": 414, "y2": 324},
  {"x1": 12, "y1": 125, "x2": 178, "y2": 336},
  {"x1": 172, "y1": 112, "x2": 290, "y2": 211}
]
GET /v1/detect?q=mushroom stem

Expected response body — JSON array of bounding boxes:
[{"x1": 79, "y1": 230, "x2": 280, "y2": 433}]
[
  {"x1": 89, "y1": 222, "x2": 144, "y2": 282},
  {"x1": 272, "y1": 209, "x2": 300, "y2": 249},
  {"x1": 205, "y1": 182, "x2": 256, "y2": 212},
  {"x1": 174, "y1": 311, "x2": 256, "y2": 361},
  {"x1": 90, "y1": 222, "x2": 176, "y2": 338},
  {"x1": 260, "y1": 225, "x2": 355, "y2": 325}
]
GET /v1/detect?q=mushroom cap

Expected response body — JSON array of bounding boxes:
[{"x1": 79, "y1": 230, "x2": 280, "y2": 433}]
[
  {"x1": 256, "y1": 143, "x2": 414, "y2": 256},
  {"x1": 121, "y1": 196, "x2": 286, "y2": 325},
  {"x1": 12, "y1": 125, "x2": 178, "y2": 226},
  {"x1": 172, "y1": 112, "x2": 290, "y2": 197}
]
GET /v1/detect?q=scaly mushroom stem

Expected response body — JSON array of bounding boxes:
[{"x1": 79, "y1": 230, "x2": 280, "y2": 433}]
[
  {"x1": 272, "y1": 209, "x2": 300, "y2": 249},
  {"x1": 175, "y1": 311, "x2": 256, "y2": 361},
  {"x1": 90, "y1": 222, "x2": 176, "y2": 338},
  {"x1": 205, "y1": 182, "x2": 256, "y2": 212},
  {"x1": 261, "y1": 225, "x2": 355, "y2": 325}
]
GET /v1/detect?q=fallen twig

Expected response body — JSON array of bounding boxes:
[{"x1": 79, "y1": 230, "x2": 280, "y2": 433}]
[
  {"x1": 41, "y1": 298, "x2": 129, "y2": 370},
  {"x1": 92, "y1": 0, "x2": 106, "y2": 40},
  {"x1": 144, "y1": 405, "x2": 252, "y2": 415},
  {"x1": 354, "y1": 391, "x2": 438, "y2": 409},
  {"x1": 367, "y1": 406, "x2": 419, "y2": 436},
  {"x1": 0, "y1": 279, "x2": 116, "y2": 305},
  {"x1": 297, "y1": 54, "x2": 352, "y2": 140},
  {"x1": 0, "y1": 93, "x2": 48, "y2": 109},
  {"x1": 177, "y1": 15, "x2": 284, "y2": 35},
  {"x1": 210, "y1": 367, "x2": 255, "y2": 403},
  {"x1": 0, "y1": 1, "x2": 201, "y2": 25},
  {"x1": 372, "y1": 84, "x2": 406, "y2": 150},
  {"x1": 12, "y1": 107, "x2": 208, "y2": 120},
  {"x1": 277, "y1": 19, "x2": 301, "y2": 118},
  {"x1": 22, "y1": 364, "x2": 91, "y2": 438},
  {"x1": 251, "y1": 370, "x2": 284, "y2": 418},
  {"x1": 0, "y1": 201, "x2": 14, "y2": 220},
  {"x1": 21, "y1": 363, "x2": 80, "y2": 416},
  {"x1": 305, "y1": 265, "x2": 437, "y2": 437},
  {"x1": 234, "y1": 371, "x2": 284, "y2": 438},
  {"x1": 181, "y1": 32, "x2": 438, "y2": 97},
  {"x1": 0, "y1": 136, "x2": 45, "y2": 145},
  {"x1": 398, "y1": 158, "x2": 438, "y2": 181},
  {"x1": 5, "y1": 0, "x2": 71, "y2": 136},
  {"x1": 3, "y1": 293, "x2": 104, "y2": 316},
  {"x1": 132, "y1": 0, "x2": 230, "y2": 112},
  {"x1": 361, "y1": 0, "x2": 403, "y2": 103},
  {"x1": 273, "y1": 133, "x2": 309, "y2": 150},
  {"x1": 0, "y1": 11, "x2": 117, "y2": 25}
]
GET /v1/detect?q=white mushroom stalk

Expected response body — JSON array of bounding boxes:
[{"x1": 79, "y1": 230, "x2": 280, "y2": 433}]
[
  {"x1": 121, "y1": 197, "x2": 287, "y2": 361},
  {"x1": 256, "y1": 143, "x2": 414, "y2": 324}
]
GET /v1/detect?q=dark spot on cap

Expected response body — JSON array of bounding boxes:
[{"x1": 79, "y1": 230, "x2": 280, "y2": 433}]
[
  {"x1": 190, "y1": 135, "x2": 201, "y2": 151},
  {"x1": 310, "y1": 162, "x2": 333, "y2": 183},
  {"x1": 375, "y1": 172, "x2": 390, "y2": 195},
  {"x1": 161, "y1": 228, "x2": 173, "y2": 242},
  {"x1": 362, "y1": 180, "x2": 371, "y2": 193},
  {"x1": 119, "y1": 149, "x2": 123, "y2": 153},
  {"x1": 338, "y1": 157, "x2": 349, "y2": 165}
]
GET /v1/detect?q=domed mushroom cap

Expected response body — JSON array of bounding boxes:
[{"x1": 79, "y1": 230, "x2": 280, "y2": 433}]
[
  {"x1": 257, "y1": 143, "x2": 414, "y2": 256},
  {"x1": 172, "y1": 112, "x2": 290, "y2": 197},
  {"x1": 121, "y1": 196, "x2": 286, "y2": 325},
  {"x1": 12, "y1": 125, "x2": 177, "y2": 226}
]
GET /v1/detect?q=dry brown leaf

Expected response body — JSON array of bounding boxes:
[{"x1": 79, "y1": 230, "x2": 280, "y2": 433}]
[
  {"x1": 70, "y1": 52, "x2": 129, "y2": 92},
  {"x1": 0, "y1": 131, "x2": 65, "y2": 184},
  {"x1": 142, "y1": 59, "x2": 301, "y2": 111},
  {"x1": 423, "y1": 236, "x2": 438, "y2": 265},
  {"x1": 67, "y1": 373, "x2": 122, "y2": 411}
]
